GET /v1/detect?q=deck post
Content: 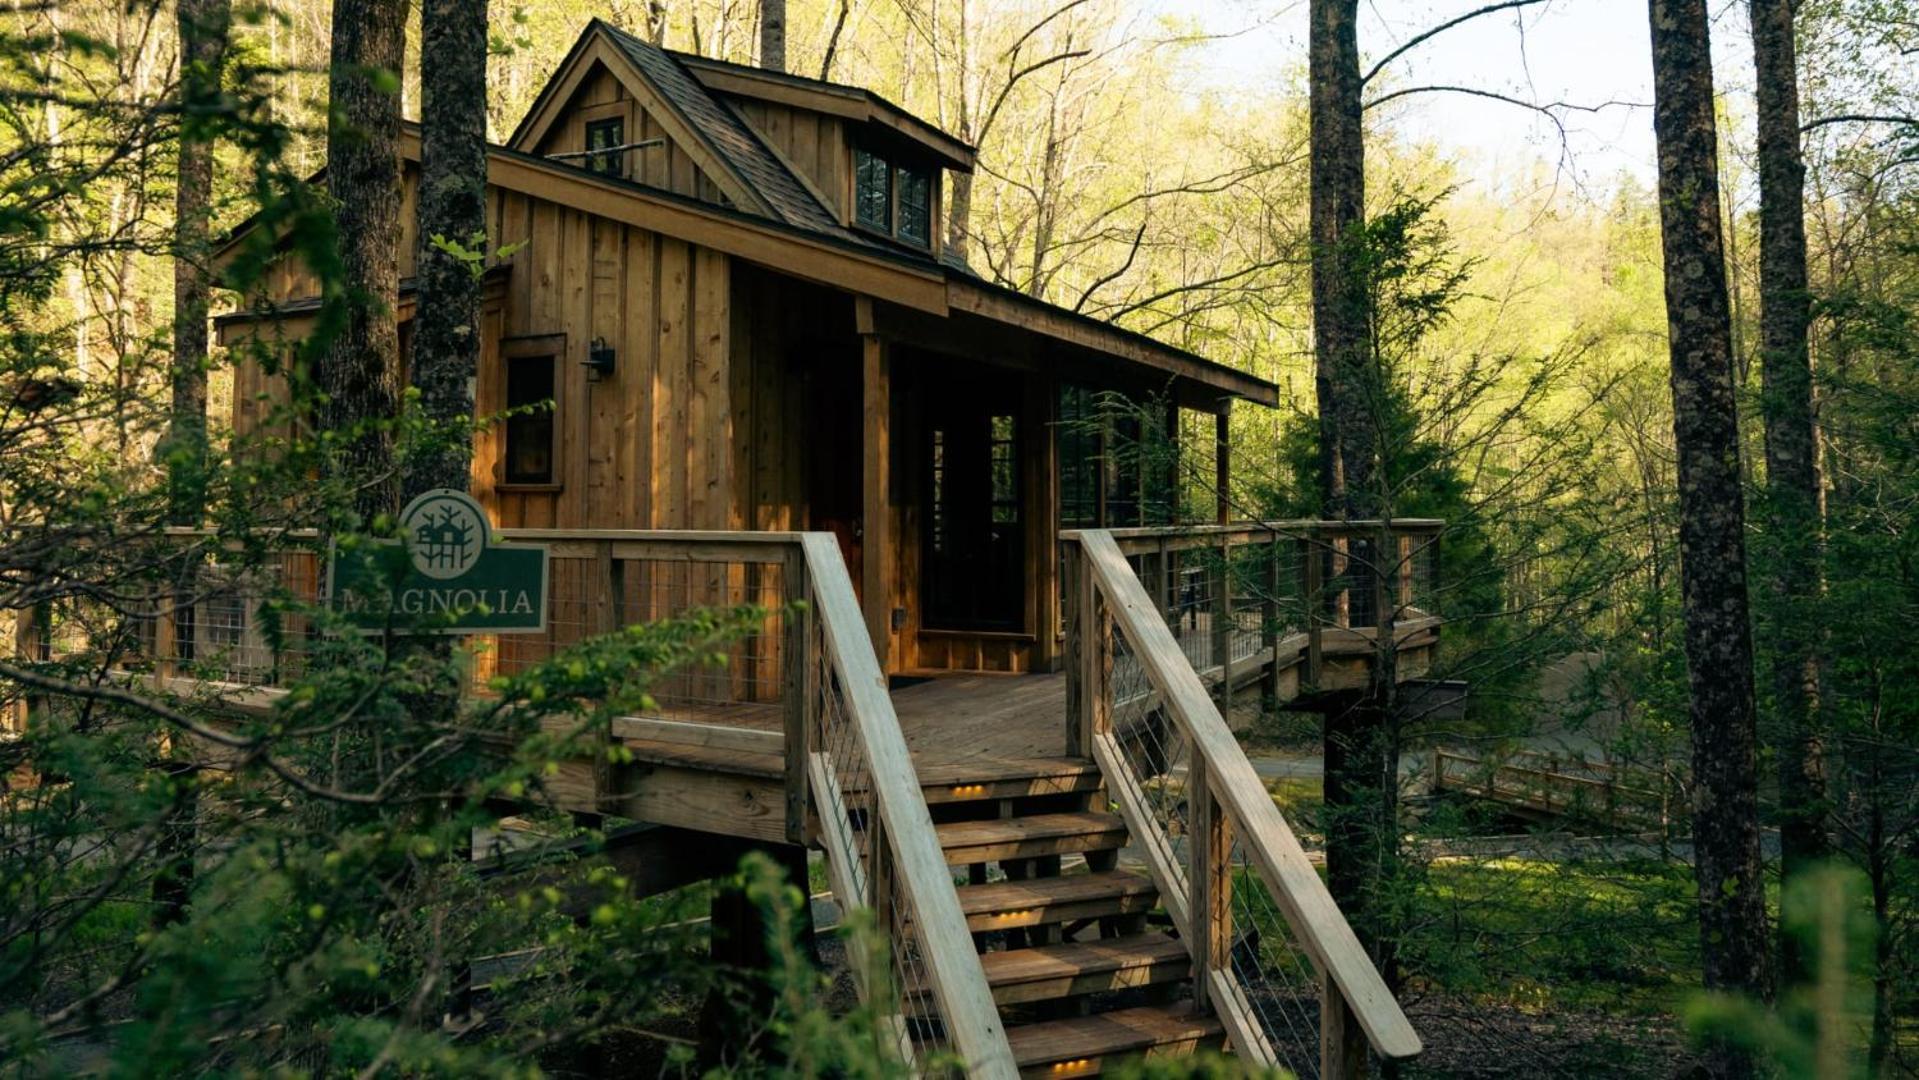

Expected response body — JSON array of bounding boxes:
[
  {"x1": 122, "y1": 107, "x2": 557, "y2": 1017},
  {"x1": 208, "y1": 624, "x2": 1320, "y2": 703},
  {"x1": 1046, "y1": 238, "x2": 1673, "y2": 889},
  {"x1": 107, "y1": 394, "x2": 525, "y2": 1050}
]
[
  {"x1": 590, "y1": 542, "x2": 623, "y2": 818},
  {"x1": 1321, "y1": 977, "x2": 1368, "y2": 1079},
  {"x1": 1301, "y1": 534, "x2": 1323, "y2": 689},
  {"x1": 781, "y1": 545, "x2": 813, "y2": 844},
  {"x1": 1210, "y1": 536, "x2": 1232, "y2": 716},
  {"x1": 1062, "y1": 539, "x2": 1084, "y2": 757},
  {"x1": 1214, "y1": 406, "x2": 1230, "y2": 526},
  {"x1": 1062, "y1": 538, "x2": 1111, "y2": 757},
  {"x1": 1188, "y1": 761, "x2": 1231, "y2": 1013},
  {"x1": 1262, "y1": 537, "x2": 1282, "y2": 706}
]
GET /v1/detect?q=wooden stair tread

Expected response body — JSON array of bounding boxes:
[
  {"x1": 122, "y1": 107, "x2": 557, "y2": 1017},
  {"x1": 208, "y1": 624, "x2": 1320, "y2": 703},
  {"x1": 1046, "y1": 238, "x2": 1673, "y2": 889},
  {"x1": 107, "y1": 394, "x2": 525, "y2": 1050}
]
[
  {"x1": 981, "y1": 932, "x2": 1189, "y2": 985},
  {"x1": 1005, "y1": 1003, "x2": 1225, "y2": 1070},
  {"x1": 935, "y1": 812, "x2": 1126, "y2": 847},
  {"x1": 913, "y1": 755, "x2": 1098, "y2": 786},
  {"x1": 955, "y1": 870, "x2": 1156, "y2": 915}
]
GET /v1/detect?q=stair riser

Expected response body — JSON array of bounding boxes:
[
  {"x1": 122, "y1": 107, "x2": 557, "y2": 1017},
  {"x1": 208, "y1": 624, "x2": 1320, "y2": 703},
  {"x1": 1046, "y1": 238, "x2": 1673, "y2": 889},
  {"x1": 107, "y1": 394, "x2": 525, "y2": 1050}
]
[
  {"x1": 1016, "y1": 1036, "x2": 1225, "y2": 1078},
  {"x1": 921, "y1": 775, "x2": 1102, "y2": 805}
]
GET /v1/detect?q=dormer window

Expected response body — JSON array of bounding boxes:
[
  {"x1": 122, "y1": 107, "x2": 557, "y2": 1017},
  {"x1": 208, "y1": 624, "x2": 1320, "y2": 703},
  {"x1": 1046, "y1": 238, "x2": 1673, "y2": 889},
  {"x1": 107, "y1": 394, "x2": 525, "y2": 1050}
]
[
  {"x1": 854, "y1": 145, "x2": 933, "y2": 249},
  {"x1": 585, "y1": 117, "x2": 625, "y2": 177}
]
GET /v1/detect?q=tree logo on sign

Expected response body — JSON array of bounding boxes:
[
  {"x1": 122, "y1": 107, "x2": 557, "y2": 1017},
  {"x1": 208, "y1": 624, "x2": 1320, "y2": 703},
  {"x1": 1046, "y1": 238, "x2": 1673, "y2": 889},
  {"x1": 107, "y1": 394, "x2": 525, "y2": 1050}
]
[{"x1": 400, "y1": 490, "x2": 488, "y2": 580}]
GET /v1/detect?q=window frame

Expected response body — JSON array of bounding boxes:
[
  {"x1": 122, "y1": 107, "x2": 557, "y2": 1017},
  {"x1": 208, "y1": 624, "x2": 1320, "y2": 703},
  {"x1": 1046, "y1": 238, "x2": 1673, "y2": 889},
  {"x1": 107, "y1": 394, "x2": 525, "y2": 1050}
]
[
  {"x1": 584, "y1": 115, "x2": 626, "y2": 178},
  {"x1": 498, "y1": 334, "x2": 566, "y2": 492},
  {"x1": 851, "y1": 143, "x2": 935, "y2": 251}
]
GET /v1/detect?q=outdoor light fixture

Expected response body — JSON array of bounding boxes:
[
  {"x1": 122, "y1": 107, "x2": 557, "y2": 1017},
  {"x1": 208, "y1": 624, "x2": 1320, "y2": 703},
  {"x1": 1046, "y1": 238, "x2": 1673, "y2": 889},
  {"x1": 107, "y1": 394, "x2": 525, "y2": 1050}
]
[{"x1": 584, "y1": 337, "x2": 616, "y2": 378}]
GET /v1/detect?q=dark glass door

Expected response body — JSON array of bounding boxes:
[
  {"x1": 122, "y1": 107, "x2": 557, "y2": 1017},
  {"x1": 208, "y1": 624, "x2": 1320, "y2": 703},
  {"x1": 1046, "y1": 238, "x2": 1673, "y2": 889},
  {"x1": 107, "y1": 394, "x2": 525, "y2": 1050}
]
[{"x1": 922, "y1": 382, "x2": 1023, "y2": 631}]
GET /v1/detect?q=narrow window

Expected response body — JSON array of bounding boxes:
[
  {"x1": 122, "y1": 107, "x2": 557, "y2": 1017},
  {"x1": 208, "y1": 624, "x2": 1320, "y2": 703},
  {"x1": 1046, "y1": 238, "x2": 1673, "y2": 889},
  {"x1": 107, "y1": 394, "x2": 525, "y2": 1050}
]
[
  {"x1": 504, "y1": 355, "x2": 556, "y2": 485},
  {"x1": 896, "y1": 166, "x2": 931, "y2": 247},
  {"x1": 855, "y1": 147, "x2": 891, "y2": 231},
  {"x1": 585, "y1": 117, "x2": 625, "y2": 177},
  {"x1": 989, "y1": 415, "x2": 1018, "y2": 524}
]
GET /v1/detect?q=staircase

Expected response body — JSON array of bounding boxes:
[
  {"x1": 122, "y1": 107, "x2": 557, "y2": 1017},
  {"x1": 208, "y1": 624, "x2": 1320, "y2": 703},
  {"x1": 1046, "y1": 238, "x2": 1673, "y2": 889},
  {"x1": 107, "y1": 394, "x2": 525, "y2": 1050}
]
[{"x1": 913, "y1": 755, "x2": 1226, "y2": 1077}]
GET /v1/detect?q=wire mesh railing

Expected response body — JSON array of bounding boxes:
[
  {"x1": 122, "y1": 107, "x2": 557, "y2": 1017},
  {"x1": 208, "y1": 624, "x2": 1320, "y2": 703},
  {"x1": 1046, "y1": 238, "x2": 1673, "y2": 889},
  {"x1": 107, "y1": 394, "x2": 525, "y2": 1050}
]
[{"x1": 1066, "y1": 528, "x2": 1424, "y2": 1078}]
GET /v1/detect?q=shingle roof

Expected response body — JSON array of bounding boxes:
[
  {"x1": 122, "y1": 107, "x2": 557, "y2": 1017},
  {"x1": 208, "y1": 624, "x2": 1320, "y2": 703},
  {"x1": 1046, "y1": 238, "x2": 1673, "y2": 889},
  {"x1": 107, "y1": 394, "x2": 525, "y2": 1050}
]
[{"x1": 597, "y1": 22, "x2": 850, "y2": 240}]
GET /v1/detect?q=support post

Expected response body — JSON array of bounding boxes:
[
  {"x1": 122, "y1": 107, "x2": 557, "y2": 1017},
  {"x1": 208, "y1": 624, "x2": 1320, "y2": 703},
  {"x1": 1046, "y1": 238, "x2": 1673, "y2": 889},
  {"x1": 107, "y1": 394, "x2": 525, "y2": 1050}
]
[
  {"x1": 859, "y1": 317, "x2": 893, "y2": 671},
  {"x1": 1164, "y1": 400, "x2": 1181, "y2": 525},
  {"x1": 1066, "y1": 546, "x2": 1112, "y2": 756},
  {"x1": 1214, "y1": 406, "x2": 1230, "y2": 525},
  {"x1": 1063, "y1": 540, "x2": 1085, "y2": 757},
  {"x1": 1321, "y1": 979, "x2": 1367, "y2": 1080},
  {"x1": 1263, "y1": 539, "x2": 1282, "y2": 706},
  {"x1": 591, "y1": 543, "x2": 623, "y2": 819}
]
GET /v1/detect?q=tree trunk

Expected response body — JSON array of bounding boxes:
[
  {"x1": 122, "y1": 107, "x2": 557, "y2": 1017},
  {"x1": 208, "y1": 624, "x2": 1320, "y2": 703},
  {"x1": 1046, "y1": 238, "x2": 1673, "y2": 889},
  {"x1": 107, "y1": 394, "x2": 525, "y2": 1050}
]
[
  {"x1": 407, "y1": 0, "x2": 487, "y2": 500},
  {"x1": 322, "y1": 0, "x2": 407, "y2": 525},
  {"x1": 1647, "y1": 3, "x2": 1775, "y2": 1072},
  {"x1": 1309, "y1": 0, "x2": 1372, "y2": 518},
  {"x1": 759, "y1": 0, "x2": 785, "y2": 72},
  {"x1": 167, "y1": 0, "x2": 230, "y2": 527},
  {"x1": 1749, "y1": 0, "x2": 1827, "y2": 988},
  {"x1": 1308, "y1": 5, "x2": 1392, "y2": 1063}
]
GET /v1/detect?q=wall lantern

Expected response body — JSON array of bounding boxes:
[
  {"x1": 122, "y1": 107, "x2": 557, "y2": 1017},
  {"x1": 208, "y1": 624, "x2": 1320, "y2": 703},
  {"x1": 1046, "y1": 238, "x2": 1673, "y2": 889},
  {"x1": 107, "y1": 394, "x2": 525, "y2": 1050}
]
[{"x1": 584, "y1": 337, "x2": 616, "y2": 378}]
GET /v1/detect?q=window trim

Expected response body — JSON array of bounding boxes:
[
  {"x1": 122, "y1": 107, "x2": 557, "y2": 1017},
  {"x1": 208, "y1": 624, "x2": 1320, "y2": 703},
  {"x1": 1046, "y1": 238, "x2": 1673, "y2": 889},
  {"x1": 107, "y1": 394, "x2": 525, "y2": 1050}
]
[{"x1": 498, "y1": 333, "x2": 566, "y2": 492}]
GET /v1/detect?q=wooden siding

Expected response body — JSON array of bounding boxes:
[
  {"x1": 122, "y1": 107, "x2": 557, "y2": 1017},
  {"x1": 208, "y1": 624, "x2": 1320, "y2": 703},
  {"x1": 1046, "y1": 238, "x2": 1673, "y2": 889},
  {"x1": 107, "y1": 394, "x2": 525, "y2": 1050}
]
[{"x1": 531, "y1": 61, "x2": 727, "y2": 205}]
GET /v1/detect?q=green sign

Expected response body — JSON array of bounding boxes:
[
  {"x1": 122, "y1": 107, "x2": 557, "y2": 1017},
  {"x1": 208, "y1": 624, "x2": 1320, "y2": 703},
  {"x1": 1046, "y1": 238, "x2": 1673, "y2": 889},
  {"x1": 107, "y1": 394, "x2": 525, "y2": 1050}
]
[{"x1": 327, "y1": 489, "x2": 550, "y2": 634}]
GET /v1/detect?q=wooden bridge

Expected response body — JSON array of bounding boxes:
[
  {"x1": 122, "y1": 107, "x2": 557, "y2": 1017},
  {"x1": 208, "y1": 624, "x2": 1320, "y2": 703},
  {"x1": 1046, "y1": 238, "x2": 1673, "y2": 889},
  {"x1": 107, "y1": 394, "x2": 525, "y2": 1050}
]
[
  {"x1": 1431, "y1": 746, "x2": 1675, "y2": 833},
  {"x1": 20, "y1": 519, "x2": 1441, "y2": 1078}
]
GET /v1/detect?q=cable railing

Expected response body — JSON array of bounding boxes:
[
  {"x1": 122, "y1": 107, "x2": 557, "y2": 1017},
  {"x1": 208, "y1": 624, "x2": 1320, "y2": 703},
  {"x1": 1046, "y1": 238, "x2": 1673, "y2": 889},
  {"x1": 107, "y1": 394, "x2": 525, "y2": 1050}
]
[{"x1": 1064, "y1": 528, "x2": 1425, "y2": 1079}]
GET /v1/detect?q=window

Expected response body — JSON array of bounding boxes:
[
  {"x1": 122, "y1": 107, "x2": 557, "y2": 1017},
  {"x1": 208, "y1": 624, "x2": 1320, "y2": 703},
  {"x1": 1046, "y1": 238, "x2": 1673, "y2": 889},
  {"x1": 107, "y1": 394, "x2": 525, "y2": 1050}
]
[
  {"x1": 855, "y1": 147, "x2": 891, "y2": 231},
  {"x1": 504, "y1": 354, "x2": 556, "y2": 485},
  {"x1": 853, "y1": 145, "x2": 934, "y2": 249},
  {"x1": 585, "y1": 117, "x2": 625, "y2": 177},
  {"x1": 897, "y1": 167, "x2": 931, "y2": 246},
  {"x1": 990, "y1": 415, "x2": 1018, "y2": 524}
]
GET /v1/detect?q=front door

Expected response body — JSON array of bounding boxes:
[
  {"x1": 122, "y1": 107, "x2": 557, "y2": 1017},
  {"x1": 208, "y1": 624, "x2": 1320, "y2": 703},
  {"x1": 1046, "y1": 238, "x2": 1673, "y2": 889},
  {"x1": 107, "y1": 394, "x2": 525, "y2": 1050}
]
[{"x1": 921, "y1": 377, "x2": 1024, "y2": 631}]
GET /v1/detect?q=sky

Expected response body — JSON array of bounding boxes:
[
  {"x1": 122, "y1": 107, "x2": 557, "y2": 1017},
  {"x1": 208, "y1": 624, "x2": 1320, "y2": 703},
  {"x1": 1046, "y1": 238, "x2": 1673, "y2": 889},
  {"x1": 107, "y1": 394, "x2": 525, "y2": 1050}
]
[{"x1": 1147, "y1": 0, "x2": 1761, "y2": 197}]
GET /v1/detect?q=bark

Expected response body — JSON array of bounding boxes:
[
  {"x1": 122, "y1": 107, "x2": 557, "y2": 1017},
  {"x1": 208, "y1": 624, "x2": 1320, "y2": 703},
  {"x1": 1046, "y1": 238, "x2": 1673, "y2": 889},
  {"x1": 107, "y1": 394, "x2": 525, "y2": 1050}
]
[
  {"x1": 407, "y1": 0, "x2": 487, "y2": 500},
  {"x1": 1309, "y1": 0, "x2": 1373, "y2": 518},
  {"x1": 322, "y1": 0, "x2": 407, "y2": 525},
  {"x1": 167, "y1": 0, "x2": 230, "y2": 526},
  {"x1": 1749, "y1": 0, "x2": 1828, "y2": 987},
  {"x1": 1647, "y1": 1, "x2": 1775, "y2": 1070},
  {"x1": 759, "y1": 0, "x2": 785, "y2": 72}
]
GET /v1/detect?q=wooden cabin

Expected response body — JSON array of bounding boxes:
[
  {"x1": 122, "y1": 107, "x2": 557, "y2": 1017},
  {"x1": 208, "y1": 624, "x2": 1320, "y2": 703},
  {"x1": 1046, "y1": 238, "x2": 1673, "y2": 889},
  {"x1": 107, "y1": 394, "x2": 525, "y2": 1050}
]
[{"x1": 214, "y1": 19, "x2": 1277, "y2": 678}]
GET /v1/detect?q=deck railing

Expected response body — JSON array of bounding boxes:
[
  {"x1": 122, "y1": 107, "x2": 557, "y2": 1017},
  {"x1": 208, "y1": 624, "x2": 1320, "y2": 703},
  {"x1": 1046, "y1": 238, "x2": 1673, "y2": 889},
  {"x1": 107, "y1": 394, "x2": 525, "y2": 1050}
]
[
  {"x1": 1100, "y1": 519, "x2": 1442, "y2": 712},
  {"x1": 12, "y1": 527, "x2": 1017, "y2": 1078},
  {"x1": 1063, "y1": 527, "x2": 1426, "y2": 1078}
]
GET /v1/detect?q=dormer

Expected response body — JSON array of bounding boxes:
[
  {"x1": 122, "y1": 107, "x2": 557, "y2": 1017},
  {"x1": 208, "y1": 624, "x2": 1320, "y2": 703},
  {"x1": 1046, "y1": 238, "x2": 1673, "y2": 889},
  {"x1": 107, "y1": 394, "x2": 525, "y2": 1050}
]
[{"x1": 674, "y1": 54, "x2": 976, "y2": 257}]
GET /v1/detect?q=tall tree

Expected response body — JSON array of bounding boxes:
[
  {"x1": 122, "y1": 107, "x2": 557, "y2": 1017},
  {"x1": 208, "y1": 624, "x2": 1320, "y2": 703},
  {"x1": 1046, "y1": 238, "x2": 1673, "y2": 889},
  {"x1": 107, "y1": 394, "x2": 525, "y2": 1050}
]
[
  {"x1": 407, "y1": 0, "x2": 487, "y2": 499},
  {"x1": 322, "y1": 0, "x2": 407, "y2": 523},
  {"x1": 1307, "y1": 3, "x2": 1396, "y2": 1068},
  {"x1": 1749, "y1": 0, "x2": 1827, "y2": 986},
  {"x1": 1647, "y1": 0, "x2": 1774, "y2": 1069},
  {"x1": 167, "y1": 0, "x2": 231, "y2": 525},
  {"x1": 759, "y1": 0, "x2": 785, "y2": 72}
]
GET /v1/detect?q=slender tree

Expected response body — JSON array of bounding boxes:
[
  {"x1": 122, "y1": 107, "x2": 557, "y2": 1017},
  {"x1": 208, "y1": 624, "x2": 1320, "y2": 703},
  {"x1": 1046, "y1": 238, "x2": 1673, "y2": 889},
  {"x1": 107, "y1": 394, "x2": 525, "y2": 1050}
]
[
  {"x1": 167, "y1": 0, "x2": 231, "y2": 526},
  {"x1": 322, "y1": 0, "x2": 407, "y2": 523},
  {"x1": 759, "y1": 0, "x2": 785, "y2": 72},
  {"x1": 1749, "y1": 0, "x2": 1827, "y2": 986},
  {"x1": 1647, "y1": 0, "x2": 1774, "y2": 1070},
  {"x1": 408, "y1": 0, "x2": 487, "y2": 499}
]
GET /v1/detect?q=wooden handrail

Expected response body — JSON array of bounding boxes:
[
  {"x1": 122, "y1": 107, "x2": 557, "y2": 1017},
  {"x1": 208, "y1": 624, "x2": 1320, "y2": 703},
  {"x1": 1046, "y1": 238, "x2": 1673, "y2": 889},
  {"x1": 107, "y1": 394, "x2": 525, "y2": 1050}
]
[
  {"x1": 1097, "y1": 519, "x2": 1442, "y2": 557},
  {"x1": 1070, "y1": 530, "x2": 1422, "y2": 1069},
  {"x1": 798, "y1": 534, "x2": 1017, "y2": 1078}
]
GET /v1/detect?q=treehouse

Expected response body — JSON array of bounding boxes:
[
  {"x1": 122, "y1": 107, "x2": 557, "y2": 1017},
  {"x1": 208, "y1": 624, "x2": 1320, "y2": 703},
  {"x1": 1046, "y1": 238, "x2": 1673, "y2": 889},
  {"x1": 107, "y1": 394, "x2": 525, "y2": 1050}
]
[
  {"x1": 189, "y1": 21, "x2": 1445, "y2": 1077},
  {"x1": 216, "y1": 18, "x2": 1275, "y2": 677}
]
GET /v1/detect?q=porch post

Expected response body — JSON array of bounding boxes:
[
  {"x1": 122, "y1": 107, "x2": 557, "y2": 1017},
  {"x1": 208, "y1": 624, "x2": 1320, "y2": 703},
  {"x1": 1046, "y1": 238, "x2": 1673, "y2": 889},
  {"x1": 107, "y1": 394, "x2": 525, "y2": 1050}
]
[
  {"x1": 1164, "y1": 399, "x2": 1181, "y2": 525},
  {"x1": 857, "y1": 300, "x2": 894, "y2": 671},
  {"x1": 1214, "y1": 404, "x2": 1231, "y2": 525}
]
